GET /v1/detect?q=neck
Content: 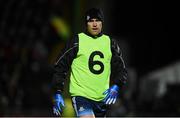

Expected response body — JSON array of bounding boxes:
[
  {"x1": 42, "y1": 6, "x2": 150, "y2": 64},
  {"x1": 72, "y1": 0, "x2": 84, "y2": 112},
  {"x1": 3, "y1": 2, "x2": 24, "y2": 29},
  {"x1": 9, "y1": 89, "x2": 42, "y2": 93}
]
[{"x1": 85, "y1": 31, "x2": 103, "y2": 38}]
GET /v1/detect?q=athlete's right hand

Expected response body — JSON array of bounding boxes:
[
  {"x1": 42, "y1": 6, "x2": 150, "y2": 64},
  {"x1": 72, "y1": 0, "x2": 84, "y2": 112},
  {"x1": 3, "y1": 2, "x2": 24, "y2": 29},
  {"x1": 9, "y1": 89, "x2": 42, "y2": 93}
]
[
  {"x1": 103, "y1": 85, "x2": 119, "y2": 105},
  {"x1": 53, "y1": 93, "x2": 65, "y2": 116}
]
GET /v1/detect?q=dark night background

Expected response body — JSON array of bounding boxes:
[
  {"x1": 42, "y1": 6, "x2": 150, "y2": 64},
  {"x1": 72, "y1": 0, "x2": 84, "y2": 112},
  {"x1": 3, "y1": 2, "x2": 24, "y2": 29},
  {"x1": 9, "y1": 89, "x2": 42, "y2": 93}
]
[{"x1": 0, "y1": 0, "x2": 179, "y2": 117}]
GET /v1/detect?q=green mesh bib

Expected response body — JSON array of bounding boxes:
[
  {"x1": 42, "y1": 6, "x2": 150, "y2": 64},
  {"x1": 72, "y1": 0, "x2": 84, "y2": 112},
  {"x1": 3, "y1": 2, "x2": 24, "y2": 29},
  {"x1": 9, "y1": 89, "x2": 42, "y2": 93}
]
[{"x1": 69, "y1": 33, "x2": 112, "y2": 101}]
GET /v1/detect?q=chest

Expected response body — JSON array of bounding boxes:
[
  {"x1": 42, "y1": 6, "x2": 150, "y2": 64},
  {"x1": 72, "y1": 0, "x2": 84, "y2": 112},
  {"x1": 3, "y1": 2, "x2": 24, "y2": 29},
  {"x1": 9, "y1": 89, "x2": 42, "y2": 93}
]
[{"x1": 77, "y1": 35, "x2": 112, "y2": 62}]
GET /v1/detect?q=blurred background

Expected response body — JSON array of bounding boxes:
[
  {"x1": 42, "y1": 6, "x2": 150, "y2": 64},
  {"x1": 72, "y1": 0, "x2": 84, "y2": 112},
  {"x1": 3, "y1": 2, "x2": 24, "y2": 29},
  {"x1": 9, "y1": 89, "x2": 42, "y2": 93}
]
[{"x1": 0, "y1": 0, "x2": 179, "y2": 117}]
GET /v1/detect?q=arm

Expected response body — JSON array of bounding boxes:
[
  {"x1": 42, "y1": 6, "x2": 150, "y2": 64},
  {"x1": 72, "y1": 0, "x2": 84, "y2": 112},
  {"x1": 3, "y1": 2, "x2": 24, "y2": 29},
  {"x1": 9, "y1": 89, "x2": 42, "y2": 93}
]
[
  {"x1": 51, "y1": 35, "x2": 78, "y2": 115},
  {"x1": 110, "y1": 38, "x2": 128, "y2": 88},
  {"x1": 52, "y1": 35, "x2": 79, "y2": 93},
  {"x1": 103, "y1": 38, "x2": 128, "y2": 105}
]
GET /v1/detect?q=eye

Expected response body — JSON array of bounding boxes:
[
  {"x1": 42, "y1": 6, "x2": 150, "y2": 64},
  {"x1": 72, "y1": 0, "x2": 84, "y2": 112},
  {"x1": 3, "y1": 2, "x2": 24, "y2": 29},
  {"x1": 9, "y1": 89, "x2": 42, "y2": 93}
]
[
  {"x1": 89, "y1": 19, "x2": 94, "y2": 22},
  {"x1": 95, "y1": 19, "x2": 101, "y2": 22}
]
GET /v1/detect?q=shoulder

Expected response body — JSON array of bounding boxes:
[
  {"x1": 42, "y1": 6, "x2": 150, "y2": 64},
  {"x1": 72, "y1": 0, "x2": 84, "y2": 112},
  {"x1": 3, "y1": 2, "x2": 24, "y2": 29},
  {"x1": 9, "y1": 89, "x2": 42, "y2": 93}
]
[
  {"x1": 67, "y1": 34, "x2": 79, "y2": 44},
  {"x1": 103, "y1": 33, "x2": 116, "y2": 40},
  {"x1": 106, "y1": 35, "x2": 123, "y2": 54},
  {"x1": 103, "y1": 34, "x2": 120, "y2": 46},
  {"x1": 77, "y1": 32, "x2": 86, "y2": 37}
]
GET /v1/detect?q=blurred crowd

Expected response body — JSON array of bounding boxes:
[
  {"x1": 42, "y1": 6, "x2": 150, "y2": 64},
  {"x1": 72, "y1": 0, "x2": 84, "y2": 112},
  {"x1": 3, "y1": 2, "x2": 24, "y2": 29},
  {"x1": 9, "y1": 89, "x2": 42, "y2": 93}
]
[
  {"x1": 0, "y1": 0, "x2": 59, "y2": 116},
  {"x1": 0, "y1": 0, "x2": 180, "y2": 117}
]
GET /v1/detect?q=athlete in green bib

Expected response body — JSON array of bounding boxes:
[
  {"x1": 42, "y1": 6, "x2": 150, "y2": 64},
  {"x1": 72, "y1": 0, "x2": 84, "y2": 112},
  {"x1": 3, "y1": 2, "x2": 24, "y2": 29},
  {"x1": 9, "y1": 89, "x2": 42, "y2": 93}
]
[{"x1": 52, "y1": 8, "x2": 127, "y2": 117}]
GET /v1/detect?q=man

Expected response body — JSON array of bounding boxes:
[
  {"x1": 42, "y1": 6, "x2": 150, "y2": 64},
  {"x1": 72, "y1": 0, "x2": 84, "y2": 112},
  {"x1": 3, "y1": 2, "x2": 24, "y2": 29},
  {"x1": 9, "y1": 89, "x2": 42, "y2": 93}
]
[{"x1": 52, "y1": 8, "x2": 127, "y2": 117}]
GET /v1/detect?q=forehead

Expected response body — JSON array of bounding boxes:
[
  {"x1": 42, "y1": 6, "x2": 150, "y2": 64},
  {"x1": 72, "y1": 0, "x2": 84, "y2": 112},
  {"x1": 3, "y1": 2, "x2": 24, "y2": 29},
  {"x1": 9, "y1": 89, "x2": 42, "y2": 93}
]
[
  {"x1": 88, "y1": 18, "x2": 101, "y2": 22},
  {"x1": 90, "y1": 18, "x2": 98, "y2": 20}
]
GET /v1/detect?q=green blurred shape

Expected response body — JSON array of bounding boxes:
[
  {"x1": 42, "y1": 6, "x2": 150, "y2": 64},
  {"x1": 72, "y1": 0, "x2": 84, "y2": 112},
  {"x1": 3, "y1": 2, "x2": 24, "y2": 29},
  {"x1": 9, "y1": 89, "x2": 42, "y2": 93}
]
[
  {"x1": 62, "y1": 98, "x2": 75, "y2": 117},
  {"x1": 50, "y1": 16, "x2": 70, "y2": 40}
]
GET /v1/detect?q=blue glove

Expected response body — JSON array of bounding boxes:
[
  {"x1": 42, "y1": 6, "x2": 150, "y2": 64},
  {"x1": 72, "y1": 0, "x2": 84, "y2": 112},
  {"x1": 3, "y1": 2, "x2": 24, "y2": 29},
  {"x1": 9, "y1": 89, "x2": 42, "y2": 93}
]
[
  {"x1": 53, "y1": 93, "x2": 65, "y2": 116},
  {"x1": 103, "y1": 85, "x2": 119, "y2": 105}
]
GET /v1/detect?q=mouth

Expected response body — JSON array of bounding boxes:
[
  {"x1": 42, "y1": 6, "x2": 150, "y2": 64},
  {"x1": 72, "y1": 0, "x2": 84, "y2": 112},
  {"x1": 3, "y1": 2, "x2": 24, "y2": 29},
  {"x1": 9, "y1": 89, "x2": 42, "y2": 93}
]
[{"x1": 92, "y1": 28, "x2": 98, "y2": 31}]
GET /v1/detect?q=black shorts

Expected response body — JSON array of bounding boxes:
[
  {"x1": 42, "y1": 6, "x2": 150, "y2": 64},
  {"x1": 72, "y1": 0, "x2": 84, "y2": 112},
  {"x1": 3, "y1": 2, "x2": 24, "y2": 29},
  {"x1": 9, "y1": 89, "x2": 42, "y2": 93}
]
[{"x1": 71, "y1": 96, "x2": 107, "y2": 117}]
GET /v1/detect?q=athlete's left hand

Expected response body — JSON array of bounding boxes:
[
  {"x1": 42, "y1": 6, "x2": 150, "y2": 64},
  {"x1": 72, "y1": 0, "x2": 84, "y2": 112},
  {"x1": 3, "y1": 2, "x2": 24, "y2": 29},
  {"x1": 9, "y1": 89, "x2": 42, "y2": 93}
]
[{"x1": 103, "y1": 85, "x2": 119, "y2": 105}]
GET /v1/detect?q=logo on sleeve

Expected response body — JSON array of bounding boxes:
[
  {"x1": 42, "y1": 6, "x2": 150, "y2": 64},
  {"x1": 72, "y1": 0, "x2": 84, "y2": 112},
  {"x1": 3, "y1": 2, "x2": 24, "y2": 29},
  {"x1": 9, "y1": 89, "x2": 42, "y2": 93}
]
[{"x1": 79, "y1": 107, "x2": 85, "y2": 112}]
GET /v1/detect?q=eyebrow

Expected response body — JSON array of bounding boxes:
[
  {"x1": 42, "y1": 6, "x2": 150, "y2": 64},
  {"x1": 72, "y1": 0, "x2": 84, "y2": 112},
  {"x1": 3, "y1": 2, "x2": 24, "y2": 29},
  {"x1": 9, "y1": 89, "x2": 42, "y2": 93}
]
[{"x1": 89, "y1": 19, "x2": 100, "y2": 22}]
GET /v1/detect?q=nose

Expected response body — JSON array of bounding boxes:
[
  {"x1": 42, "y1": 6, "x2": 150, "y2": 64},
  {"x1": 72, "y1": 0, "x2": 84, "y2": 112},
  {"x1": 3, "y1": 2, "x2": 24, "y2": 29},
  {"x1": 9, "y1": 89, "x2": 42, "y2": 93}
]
[{"x1": 93, "y1": 21, "x2": 97, "y2": 27}]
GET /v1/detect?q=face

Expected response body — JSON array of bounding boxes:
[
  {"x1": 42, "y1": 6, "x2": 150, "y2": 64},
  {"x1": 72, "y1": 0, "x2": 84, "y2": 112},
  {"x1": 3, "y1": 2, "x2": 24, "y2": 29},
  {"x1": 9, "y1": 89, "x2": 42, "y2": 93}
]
[{"x1": 87, "y1": 18, "x2": 102, "y2": 36}]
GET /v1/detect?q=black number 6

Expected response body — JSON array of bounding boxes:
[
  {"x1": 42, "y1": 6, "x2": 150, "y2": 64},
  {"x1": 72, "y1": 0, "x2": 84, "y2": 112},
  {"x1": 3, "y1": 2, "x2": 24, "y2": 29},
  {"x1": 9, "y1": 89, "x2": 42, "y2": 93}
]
[{"x1": 88, "y1": 51, "x2": 104, "y2": 74}]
